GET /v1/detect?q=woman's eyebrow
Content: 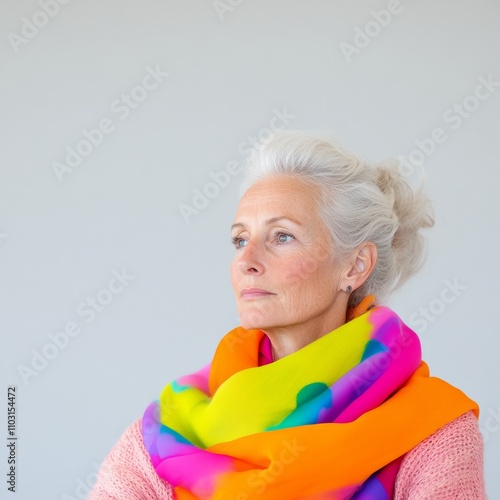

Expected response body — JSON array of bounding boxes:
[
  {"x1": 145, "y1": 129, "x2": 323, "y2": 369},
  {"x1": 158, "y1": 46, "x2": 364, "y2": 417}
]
[{"x1": 231, "y1": 216, "x2": 303, "y2": 231}]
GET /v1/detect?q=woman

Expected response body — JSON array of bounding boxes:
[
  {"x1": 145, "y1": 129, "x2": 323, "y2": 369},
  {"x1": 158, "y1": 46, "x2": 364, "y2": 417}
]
[{"x1": 89, "y1": 131, "x2": 485, "y2": 499}]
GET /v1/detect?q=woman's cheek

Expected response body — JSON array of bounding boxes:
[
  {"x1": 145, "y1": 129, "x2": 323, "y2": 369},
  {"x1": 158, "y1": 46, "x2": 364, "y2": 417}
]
[{"x1": 281, "y1": 256, "x2": 321, "y2": 286}]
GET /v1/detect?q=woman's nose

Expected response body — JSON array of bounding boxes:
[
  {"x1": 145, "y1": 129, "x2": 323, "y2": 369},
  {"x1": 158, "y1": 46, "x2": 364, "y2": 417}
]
[{"x1": 237, "y1": 241, "x2": 264, "y2": 275}]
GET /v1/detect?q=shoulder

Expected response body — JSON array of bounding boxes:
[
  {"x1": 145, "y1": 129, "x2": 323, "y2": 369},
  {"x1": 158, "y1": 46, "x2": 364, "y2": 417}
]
[
  {"x1": 88, "y1": 418, "x2": 174, "y2": 500},
  {"x1": 394, "y1": 410, "x2": 486, "y2": 499}
]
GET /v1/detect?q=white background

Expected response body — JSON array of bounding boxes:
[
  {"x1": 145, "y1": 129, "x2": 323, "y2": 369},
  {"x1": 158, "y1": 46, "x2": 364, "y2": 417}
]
[{"x1": 0, "y1": 1, "x2": 499, "y2": 498}]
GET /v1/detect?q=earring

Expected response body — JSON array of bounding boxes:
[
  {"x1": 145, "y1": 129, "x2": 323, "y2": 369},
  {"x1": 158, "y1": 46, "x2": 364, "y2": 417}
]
[{"x1": 345, "y1": 285, "x2": 352, "y2": 293}]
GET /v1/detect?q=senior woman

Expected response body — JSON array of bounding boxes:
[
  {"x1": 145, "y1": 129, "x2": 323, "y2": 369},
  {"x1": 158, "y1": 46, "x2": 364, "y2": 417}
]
[{"x1": 89, "y1": 131, "x2": 485, "y2": 499}]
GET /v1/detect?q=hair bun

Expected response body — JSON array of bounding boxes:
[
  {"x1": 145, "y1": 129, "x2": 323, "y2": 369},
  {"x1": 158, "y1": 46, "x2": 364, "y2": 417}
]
[{"x1": 375, "y1": 160, "x2": 435, "y2": 285}]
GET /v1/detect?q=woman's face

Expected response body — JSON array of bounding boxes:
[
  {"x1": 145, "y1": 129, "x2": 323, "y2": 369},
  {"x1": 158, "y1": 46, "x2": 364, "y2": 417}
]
[{"x1": 230, "y1": 175, "x2": 347, "y2": 332}]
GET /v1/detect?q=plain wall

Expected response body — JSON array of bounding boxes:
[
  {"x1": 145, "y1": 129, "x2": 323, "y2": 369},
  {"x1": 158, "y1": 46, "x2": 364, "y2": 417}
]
[{"x1": 0, "y1": 0, "x2": 499, "y2": 498}]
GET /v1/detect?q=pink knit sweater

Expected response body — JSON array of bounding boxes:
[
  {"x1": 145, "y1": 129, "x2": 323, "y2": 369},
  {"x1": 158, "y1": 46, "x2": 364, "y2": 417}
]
[{"x1": 88, "y1": 410, "x2": 485, "y2": 499}]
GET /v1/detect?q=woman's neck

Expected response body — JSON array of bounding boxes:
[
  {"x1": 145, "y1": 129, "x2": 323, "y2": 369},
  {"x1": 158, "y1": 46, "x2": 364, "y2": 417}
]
[{"x1": 265, "y1": 312, "x2": 347, "y2": 361}]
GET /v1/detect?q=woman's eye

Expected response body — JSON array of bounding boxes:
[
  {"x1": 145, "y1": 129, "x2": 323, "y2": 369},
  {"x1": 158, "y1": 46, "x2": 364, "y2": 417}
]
[
  {"x1": 231, "y1": 237, "x2": 247, "y2": 249},
  {"x1": 277, "y1": 232, "x2": 294, "y2": 244}
]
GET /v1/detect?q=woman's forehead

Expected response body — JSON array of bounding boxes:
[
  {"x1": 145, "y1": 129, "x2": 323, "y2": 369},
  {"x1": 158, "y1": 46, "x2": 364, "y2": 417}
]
[
  {"x1": 238, "y1": 176, "x2": 320, "y2": 208},
  {"x1": 233, "y1": 177, "x2": 325, "y2": 231}
]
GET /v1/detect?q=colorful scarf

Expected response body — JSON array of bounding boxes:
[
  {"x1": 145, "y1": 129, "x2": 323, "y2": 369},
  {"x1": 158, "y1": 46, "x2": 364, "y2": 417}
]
[{"x1": 142, "y1": 305, "x2": 478, "y2": 499}]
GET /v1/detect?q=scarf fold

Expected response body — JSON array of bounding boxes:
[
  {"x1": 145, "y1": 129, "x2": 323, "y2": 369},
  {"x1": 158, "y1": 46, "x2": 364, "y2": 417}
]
[{"x1": 142, "y1": 306, "x2": 478, "y2": 499}]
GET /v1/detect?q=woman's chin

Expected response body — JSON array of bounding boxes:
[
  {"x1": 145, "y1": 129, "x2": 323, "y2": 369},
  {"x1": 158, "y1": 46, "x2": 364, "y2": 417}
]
[
  {"x1": 239, "y1": 313, "x2": 273, "y2": 331},
  {"x1": 240, "y1": 319, "x2": 266, "y2": 330}
]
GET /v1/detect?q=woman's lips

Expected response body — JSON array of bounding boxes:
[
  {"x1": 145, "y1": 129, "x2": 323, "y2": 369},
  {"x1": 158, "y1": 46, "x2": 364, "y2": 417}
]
[{"x1": 240, "y1": 288, "x2": 274, "y2": 299}]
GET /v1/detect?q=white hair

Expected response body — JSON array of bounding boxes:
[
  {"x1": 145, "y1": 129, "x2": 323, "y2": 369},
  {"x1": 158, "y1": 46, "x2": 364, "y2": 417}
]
[{"x1": 239, "y1": 130, "x2": 435, "y2": 306}]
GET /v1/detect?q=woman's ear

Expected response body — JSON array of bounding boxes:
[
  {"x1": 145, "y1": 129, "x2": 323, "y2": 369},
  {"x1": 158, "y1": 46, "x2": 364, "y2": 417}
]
[{"x1": 344, "y1": 242, "x2": 377, "y2": 291}]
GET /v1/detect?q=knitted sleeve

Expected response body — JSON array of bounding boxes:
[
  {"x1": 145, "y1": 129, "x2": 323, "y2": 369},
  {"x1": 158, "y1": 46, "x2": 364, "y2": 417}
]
[
  {"x1": 88, "y1": 418, "x2": 174, "y2": 500},
  {"x1": 89, "y1": 411, "x2": 485, "y2": 499},
  {"x1": 394, "y1": 410, "x2": 486, "y2": 499}
]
